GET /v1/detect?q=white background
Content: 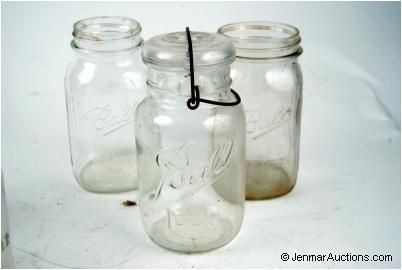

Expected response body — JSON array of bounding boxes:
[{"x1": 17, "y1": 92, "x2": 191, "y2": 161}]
[{"x1": 1, "y1": 1, "x2": 401, "y2": 268}]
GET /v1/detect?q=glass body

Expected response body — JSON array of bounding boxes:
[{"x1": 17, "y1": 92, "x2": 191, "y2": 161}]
[
  {"x1": 137, "y1": 32, "x2": 246, "y2": 252},
  {"x1": 65, "y1": 17, "x2": 146, "y2": 193},
  {"x1": 219, "y1": 22, "x2": 303, "y2": 200},
  {"x1": 2, "y1": 174, "x2": 14, "y2": 269}
]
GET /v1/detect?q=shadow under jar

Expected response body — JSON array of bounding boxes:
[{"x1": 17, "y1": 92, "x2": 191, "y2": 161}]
[
  {"x1": 218, "y1": 21, "x2": 303, "y2": 200},
  {"x1": 65, "y1": 17, "x2": 146, "y2": 193},
  {"x1": 136, "y1": 31, "x2": 246, "y2": 253}
]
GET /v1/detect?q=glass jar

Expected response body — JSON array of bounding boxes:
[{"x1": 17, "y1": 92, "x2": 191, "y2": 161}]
[
  {"x1": 136, "y1": 31, "x2": 246, "y2": 252},
  {"x1": 65, "y1": 17, "x2": 146, "y2": 193},
  {"x1": 218, "y1": 21, "x2": 303, "y2": 200}
]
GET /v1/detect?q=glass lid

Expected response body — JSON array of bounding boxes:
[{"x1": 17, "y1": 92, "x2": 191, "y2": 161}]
[{"x1": 142, "y1": 31, "x2": 236, "y2": 67}]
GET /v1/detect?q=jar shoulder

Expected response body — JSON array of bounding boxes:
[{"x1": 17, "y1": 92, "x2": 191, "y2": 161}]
[
  {"x1": 65, "y1": 55, "x2": 147, "y2": 93},
  {"x1": 66, "y1": 59, "x2": 146, "y2": 76},
  {"x1": 136, "y1": 96, "x2": 246, "y2": 130},
  {"x1": 231, "y1": 58, "x2": 302, "y2": 96},
  {"x1": 231, "y1": 58, "x2": 302, "y2": 81}
]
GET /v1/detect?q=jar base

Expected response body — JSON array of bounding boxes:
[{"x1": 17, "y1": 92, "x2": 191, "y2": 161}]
[
  {"x1": 147, "y1": 207, "x2": 240, "y2": 253},
  {"x1": 75, "y1": 155, "x2": 138, "y2": 193},
  {"x1": 245, "y1": 160, "x2": 296, "y2": 200}
]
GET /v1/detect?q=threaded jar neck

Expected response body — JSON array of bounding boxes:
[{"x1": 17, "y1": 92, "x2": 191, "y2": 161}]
[
  {"x1": 71, "y1": 16, "x2": 142, "y2": 53},
  {"x1": 218, "y1": 21, "x2": 302, "y2": 59}
]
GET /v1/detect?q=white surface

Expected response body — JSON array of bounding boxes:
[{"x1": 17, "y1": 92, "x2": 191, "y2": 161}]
[{"x1": 1, "y1": 1, "x2": 401, "y2": 268}]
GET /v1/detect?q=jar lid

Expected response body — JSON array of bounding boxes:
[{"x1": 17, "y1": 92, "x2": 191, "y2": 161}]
[{"x1": 142, "y1": 31, "x2": 236, "y2": 67}]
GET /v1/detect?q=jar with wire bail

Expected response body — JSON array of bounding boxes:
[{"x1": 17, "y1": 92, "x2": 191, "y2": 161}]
[
  {"x1": 136, "y1": 29, "x2": 246, "y2": 252},
  {"x1": 218, "y1": 21, "x2": 303, "y2": 200},
  {"x1": 65, "y1": 16, "x2": 146, "y2": 193}
]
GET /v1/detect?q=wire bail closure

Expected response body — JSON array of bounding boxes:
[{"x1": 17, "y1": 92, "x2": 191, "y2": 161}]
[{"x1": 185, "y1": 27, "x2": 241, "y2": 110}]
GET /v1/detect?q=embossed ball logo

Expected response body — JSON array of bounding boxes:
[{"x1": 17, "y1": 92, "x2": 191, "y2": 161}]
[
  {"x1": 146, "y1": 140, "x2": 234, "y2": 206},
  {"x1": 84, "y1": 103, "x2": 138, "y2": 136}
]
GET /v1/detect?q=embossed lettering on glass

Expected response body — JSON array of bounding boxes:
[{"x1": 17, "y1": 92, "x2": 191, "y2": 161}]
[
  {"x1": 65, "y1": 17, "x2": 146, "y2": 193},
  {"x1": 136, "y1": 31, "x2": 246, "y2": 252},
  {"x1": 218, "y1": 22, "x2": 303, "y2": 200}
]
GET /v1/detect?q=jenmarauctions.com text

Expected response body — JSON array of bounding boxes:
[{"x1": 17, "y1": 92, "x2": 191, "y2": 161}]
[{"x1": 280, "y1": 252, "x2": 392, "y2": 262}]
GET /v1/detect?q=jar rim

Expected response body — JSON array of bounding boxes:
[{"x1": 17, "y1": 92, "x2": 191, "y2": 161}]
[
  {"x1": 73, "y1": 16, "x2": 141, "y2": 41},
  {"x1": 71, "y1": 16, "x2": 142, "y2": 53},
  {"x1": 218, "y1": 21, "x2": 302, "y2": 59}
]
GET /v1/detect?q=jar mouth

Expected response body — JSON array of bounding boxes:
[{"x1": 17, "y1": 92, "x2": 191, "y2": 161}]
[
  {"x1": 72, "y1": 16, "x2": 142, "y2": 53},
  {"x1": 218, "y1": 21, "x2": 302, "y2": 59}
]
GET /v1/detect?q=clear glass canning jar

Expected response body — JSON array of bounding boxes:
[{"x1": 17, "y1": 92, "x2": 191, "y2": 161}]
[
  {"x1": 218, "y1": 21, "x2": 303, "y2": 200},
  {"x1": 136, "y1": 31, "x2": 246, "y2": 252},
  {"x1": 65, "y1": 17, "x2": 146, "y2": 193}
]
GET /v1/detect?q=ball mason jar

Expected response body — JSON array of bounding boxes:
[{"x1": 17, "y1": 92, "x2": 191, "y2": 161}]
[
  {"x1": 136, "y1": 31, "x2": 246, "y2": 252},
  {"x1": 65, "y1": 17, "x2": 146, "y2": 193},
  {"x1": 218, "y1": 22, "x2": 303, "y2": 200}
]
